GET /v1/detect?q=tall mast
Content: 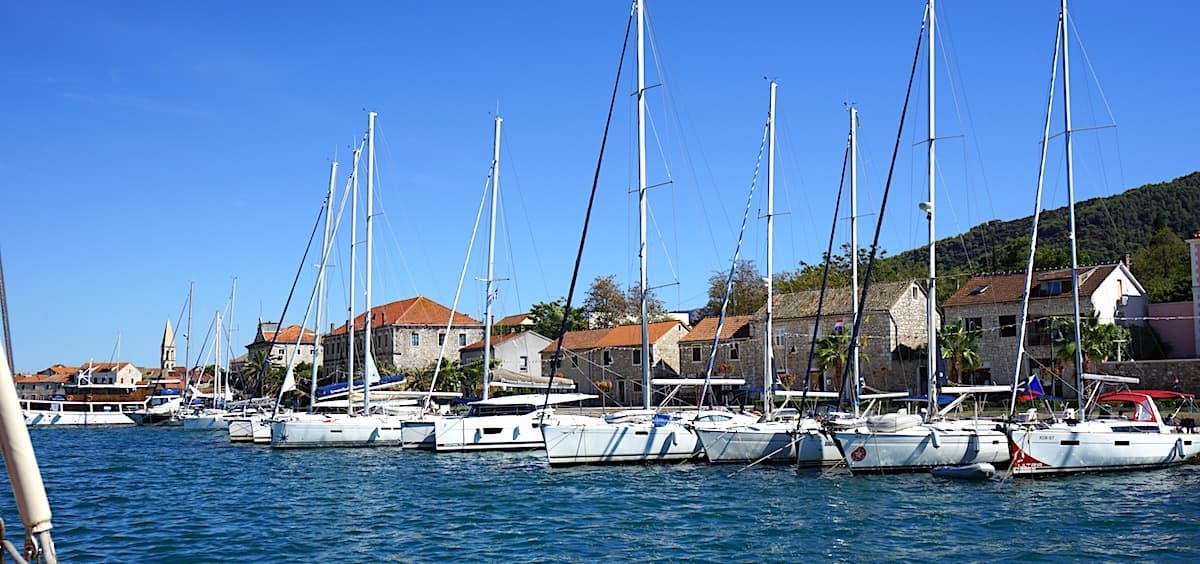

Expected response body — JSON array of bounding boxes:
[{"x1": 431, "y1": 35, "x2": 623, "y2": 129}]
[
  {"x1": 636, "y1": 0, "x2": 651, "y2": 411},
  {"x1": 482, "y1": 115, "x2": 502, "y2": 401},
  {"x1": 850, "y1": 105, "x2": 860, "y2": 417},
  {"x1": 347, "y1": 134, "x2": 360, "y2": 416},
  {"x1": 363, "y1": 111, "x2": 377, "y2": 415},
  {"x1": 186, "y1": 281, "x2": 192, "y2": 390},
  {"x1": 214, "y1": 311, "x2": 222, "y2": 406},
  {"x1": 924, "y1": 0, "x2": 939, "y2": 420},
  {"x1": 312, "y1": 159, "x2": 337, "y2": 411},
  {"x1": 763, "y1": 80, "x2": 776, "y2": 419},
  {"x1": 228, "y1": 277, "x2": 236, "y2": 400},
  {"x1": 0, "y1": 250, "x2": 13, "y2": 371},
  {"x1": 1060, "y1": 0, "x2": 1085, "y2": 418}
]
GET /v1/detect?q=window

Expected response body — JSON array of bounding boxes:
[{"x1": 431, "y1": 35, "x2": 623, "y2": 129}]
[
  {"x1": 691, "y1": 346, "x2": 701, "y2": 362},
  {"x1": 999, "y1": 315, "x2": 1017, "y2": 338},
  {"x1": 912, "y1": 286, "x2": 919, "y2": 300},
  {"x1": 438, "y1": 333, "x2": 446, "y2": 346},
  {"x1": 571, "y1": 354, "x2": 578, "y2": 368},
  {"x1": 729, "y1": 343, "x2": 740, "y2": 360},
  {"x1": 964, "y1": 317, "x2": 983, "y2": 333},
  {"x1": 1027, "y1": 317, "x2": 1053, "y2": 346},
  {"x1": 459, "y1": 333, "x2": 467, "y2": 346},
  {"x1": 519, "y1": 356, "x2": 528, "y2": 371},
  {"x1": 1034, "y1": 278, "x2": 1072, "y2": 297},
  {"x1": 774, "y1": 331, "x2": 785, "y2": 346},
  {"x1": 410, "y1": 332, "x2": 420, "y2": 346},
  {"x1": 603, "y1": 350, "x2": 613, "y2": 365},
  {"x1": 633, "y1": 351, "x2": 641, "y2": 365}
]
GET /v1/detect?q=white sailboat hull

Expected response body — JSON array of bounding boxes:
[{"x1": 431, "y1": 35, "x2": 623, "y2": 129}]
[
  {"x1": 270, "y1": 414, "x2": 405, "y2": 448},
  {"x1": 227, "y1": 417, "x2": 267, "y2": 443},
  {"x1": 435, "y1": 412, "x2": 597, "y2": 452},
  {"x1": 543, "y1": 421, "x2": 701, "y2": 466},
  {"x1": 24, "y1": 409, "x2": 135, "y2": 427},
  {"x1": 401, "y1": 420, "x2": 436, "y2": 449},
  {"x1": 182, "y1": 414, "x2": 230, "y2": 431},
  {"x1": 1009, "y1": 421, "x2": 1200, "y2": 475},
  {"x1": 697, "y1": 422, "x2": 840, "y2": 466},
  {"x1": 835, "y1": 420, "x2": 1010, "y2": 474}
]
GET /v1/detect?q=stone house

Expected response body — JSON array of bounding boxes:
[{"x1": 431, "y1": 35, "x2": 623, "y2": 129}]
[
  {"x1": 767, "y1": 280, "x2": 937, "y2": 394},
  {"x1": 322, "y1": 296, "x2": 483, "y2": 378},
  {"x1": 77, "y1": 362, "x2": 143, "y2": 386},
  {"x1": 246, "y1": 322, "x2": 319, "y2": 368},
  {"x1": 540, "y1": 320, "x2": 688, "y2": 407},
  {"x1": 942, "y1": 262, "x2": 1147, "y2": 394},
  {"x1": 460, "y1": 331, "x2": 553, "y2": 379},
  {"x1": 14, "y1": 374, "x2": 69, "y2": 400},
  {"x1": 677, "y1": 315, "x2": 757, "y2": 405}
]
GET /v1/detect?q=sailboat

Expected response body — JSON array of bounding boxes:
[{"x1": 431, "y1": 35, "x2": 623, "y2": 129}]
[
  {"x1": 427, "y1": 115, "x2": 598, "y2": 453},
  {"x1": 542, "y1": 0, "x2": 756, "y2": 466},
  {"x1": 1006, "y1": 0, "x2": 1200, "y2": 475},
  {"x1": 271, "y1": 111, "x2": 410, "y2": 448},
  {"x1": 833, "y1": 0, "x2": 1011, "y2": 474}
]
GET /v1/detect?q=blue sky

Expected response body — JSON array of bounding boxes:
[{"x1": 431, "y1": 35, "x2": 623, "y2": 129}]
[{"x1": 2, "y1": 1, "x2": 1197, "y2": 372}]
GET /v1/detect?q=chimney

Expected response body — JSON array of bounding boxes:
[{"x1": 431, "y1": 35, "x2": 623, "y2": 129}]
[{"x1": 1123, "y1": 253, "x2": 1132, "y2": 268}]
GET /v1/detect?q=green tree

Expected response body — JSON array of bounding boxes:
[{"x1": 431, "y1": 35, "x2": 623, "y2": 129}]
[
  {"x1": 584, "y1": 274, "x2": 632, "y2": 328},
  {"x1": 699, "y1": 259, "x2": 766, "y2": 318},
  {"x1": 1052, "y1": 312, "x2": 1131, "y2": 373},
  {"x1": 626, "y1": 282, "x2": 667, "y2": 320},
  {"x1": 813, "y1": 329, "x2": 866, "y2": 391},
  {"x1": 937, "y1": 321, "x2": 982, "y2": 384},
  {"x1": 529, "y1": 298, "x2": 586, "y2": 338},
  {"x1": 1131, "y1": 224, "x2": 1190, "y2": 302}
]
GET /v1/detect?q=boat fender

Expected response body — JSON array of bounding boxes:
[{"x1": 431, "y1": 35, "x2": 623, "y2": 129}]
[{"x1": 930, "y1": 428, "x2": 941, "y2": 449}]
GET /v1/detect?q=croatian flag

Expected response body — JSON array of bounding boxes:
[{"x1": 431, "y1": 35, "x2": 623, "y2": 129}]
[{"x1": 833, "y1": 318, "x2": 845, "y2": 334}]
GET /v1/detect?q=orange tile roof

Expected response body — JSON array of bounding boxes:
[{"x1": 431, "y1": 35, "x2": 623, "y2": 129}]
[
  {"x1": 944, "y1": 264, "x2": 1119, "y2": 308},
  {"x1": 541, "y1": 320, "x2": 686, "y2": 353},
  {"x1": 329, "y1": 296, "x2": 481, "y2": 335},
  {"x1": 679, "y1": 315, "x2": 754, "y2": 343},
  {"x1": 261, "y1": 325, "x2": 318, "y2": 345},
  {"x1": 46, "y1": 364, "x2": 77, "y2": 375},
  {"x1": 496, "y1": 313, "x2": 531, "y2": 326},
  {"x1": 461, "y1": 331, "x2": 525, "y2": 352},
  {"x1": 15, "y1": 374, "x2": 69, "y2": 384},
  {"x1": 82, "y1": 362, "x2": 133, "y2": 372}
]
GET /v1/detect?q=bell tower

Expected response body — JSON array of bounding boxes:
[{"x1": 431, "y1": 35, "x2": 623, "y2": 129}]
[{"x1": 161, "y1": 318, "x2": 177, "y2": 373}]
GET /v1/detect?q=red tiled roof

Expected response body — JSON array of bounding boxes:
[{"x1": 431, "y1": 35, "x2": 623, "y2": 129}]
[
  {"x1": 461, "y1": 331, "x2": 524, "y2": 352},
  {"x1": 541, "y1": 320, "x2": 686, "y2": 353},
  {"x1": 15, "y1": 374, "x2": 69, "y2": 384},
  {"x1": 329, "y1": 296, "x2": 481, "y2": 335},
  {"x1": 944, "y1": 264, "x2": 1119, "y2": 308},
  {"x1": 46, "y1": 364, "x2": 77, "y2": 376},
  {"x1": 496, "y1": 313, "x2": 531, "y2": 326},
  {"x1": 82, "y1": 362, "x2": 133, "y2": 372},
  {"x1": 679, "y1": 315, "x2": 753, "y2": 343},
  {"x1": 260, "y1": 325, "x2": 317, "y2": 345}
]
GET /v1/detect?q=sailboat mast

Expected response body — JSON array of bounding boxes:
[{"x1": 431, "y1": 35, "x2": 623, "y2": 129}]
[
  {"x1": 214, "y1": 311, "x2": 222, "y2": 406},
  {"x1": 228, "y1": 277, "x2": 236, "y2": 400},
  {"x1": 348, "y1": 135, "x2": 360, "y2": 416},
  {"x1": 924, "y1": 0, "x2": 939, "y2": 420},
  {"x1": 636, "y1": 0, "x2": 651, "y2": 411},
  {"x1": 763, "y1": 80, "x2": 776, "y2": 419},
  {"x1": 850, "y1": 105, "x2": 860, "y2": 418},
  {"x1": 185, "y1": 281, "x2": 193, "y2": 389},
  {"x1": 1060, "y1": 0, "x2": 1085, "y2": 418},
  {"x1": 482, "y1": 115, "x2": 502, "y2": 401},
  {"x1": 312, "y1": 159, "x2": 337, "y2": 411},
  {"x1": 364, "y1": 111, "x2": 377, "y2": 415}
]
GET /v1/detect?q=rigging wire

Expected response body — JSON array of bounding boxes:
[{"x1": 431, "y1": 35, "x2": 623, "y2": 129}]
[
  {"x1": 838, "y1": 3, "x2": 928, "y2": 410},
  {"x1": 541, "y1": 6, "x2": 634, "y2": 412}
]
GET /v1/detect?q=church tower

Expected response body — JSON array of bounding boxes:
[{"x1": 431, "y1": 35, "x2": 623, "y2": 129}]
[{"x1": 161, "y1": 318, "x2": 177, "y2": 373}]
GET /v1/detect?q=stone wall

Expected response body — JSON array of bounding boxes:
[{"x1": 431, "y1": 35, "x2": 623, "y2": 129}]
[
  {"x1": 1096, "y1": 359, "x2": 1200, "y2": 394},
  {"x1": 322, "y1": 324, "x2": 483, "y2": 377}
]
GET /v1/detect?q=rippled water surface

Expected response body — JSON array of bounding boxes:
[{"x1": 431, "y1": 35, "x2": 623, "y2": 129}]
[{"x1": 3, "y1": 427, "x2": 1200, "y2": 562}]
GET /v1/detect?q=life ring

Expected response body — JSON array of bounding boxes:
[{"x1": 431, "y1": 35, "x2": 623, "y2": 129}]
[
  {"x1": 66, "y1": 395, "x2": 76, "y2": 401},
  {"x1": 850, "y1": 446, "x2": 867, "y2": 462}
]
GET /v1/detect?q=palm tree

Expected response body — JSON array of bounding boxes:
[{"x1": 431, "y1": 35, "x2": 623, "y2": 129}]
[
  {"x1": 241, "y1": 350, "x2": 268, "y2": 396},
  {"x1": 1052, "y1": 312, "x2": 1131, "y2": 374},
  {"x1": 938, "y1": 320, "x2": 982, "y2": 384},
  {"x1": 814, "y1": 330, "x2": 866, "y2": 392}
]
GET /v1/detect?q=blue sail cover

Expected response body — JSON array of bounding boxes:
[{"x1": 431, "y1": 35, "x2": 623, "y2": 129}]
[{"x1": 315, "y1": 375, "x2": 406, "y2": 398}]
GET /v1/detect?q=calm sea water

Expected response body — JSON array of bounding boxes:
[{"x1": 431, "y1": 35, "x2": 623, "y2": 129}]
[{"x1": 3, "y1": 426, "x2": 1199, "y2": 562}]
